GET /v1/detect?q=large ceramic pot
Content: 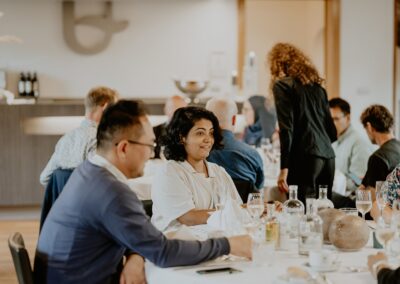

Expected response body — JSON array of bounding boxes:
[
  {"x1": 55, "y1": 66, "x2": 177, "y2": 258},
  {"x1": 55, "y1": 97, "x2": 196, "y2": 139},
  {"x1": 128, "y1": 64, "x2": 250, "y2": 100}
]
[
  {"x1": 329, "y1": 215, "x2": 370, "y2": 251},
  {"x1": 318, "y1": 208, "x2": 345, "y2": 244}
]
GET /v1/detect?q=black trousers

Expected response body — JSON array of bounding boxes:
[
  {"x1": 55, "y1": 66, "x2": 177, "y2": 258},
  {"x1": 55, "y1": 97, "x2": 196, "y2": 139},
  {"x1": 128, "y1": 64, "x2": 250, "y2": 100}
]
[{"x1": 287, "y1": 155, "x2": 335, "y2": 206}]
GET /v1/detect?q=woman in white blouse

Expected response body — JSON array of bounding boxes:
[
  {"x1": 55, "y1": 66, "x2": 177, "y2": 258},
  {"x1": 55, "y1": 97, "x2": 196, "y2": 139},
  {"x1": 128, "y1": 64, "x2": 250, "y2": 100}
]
[{"x1": 151, "y1": 106, "x2": 242, "y2": 232}]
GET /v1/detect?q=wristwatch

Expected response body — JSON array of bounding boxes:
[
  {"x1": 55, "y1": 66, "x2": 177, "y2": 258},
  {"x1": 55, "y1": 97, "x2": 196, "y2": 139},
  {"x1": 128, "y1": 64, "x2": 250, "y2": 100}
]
[{"x1": 372, "y1": 260, "x2": 389, "y2": 278}]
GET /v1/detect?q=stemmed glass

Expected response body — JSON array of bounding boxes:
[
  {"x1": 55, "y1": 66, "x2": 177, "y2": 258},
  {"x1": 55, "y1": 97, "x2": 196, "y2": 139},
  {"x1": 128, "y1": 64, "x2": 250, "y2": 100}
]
[
  {"x1": 247, "y1": 192, "x2": 265, "y2": 220},
  {"x1": 376, "y1": 216, "x2": 395, "y2": 254},
  {"x1": 375, "y1": 181, "x2": 388, "y2": 219},
  {"x1": 356, "y1": 189, "x2": 372, "y2": 220},
  {"x1": 388, "y1": 200, "x2": 400, "y2": 258},
  {"x1": 246, "y1": 192, "x2": 265, "y2": 265}
]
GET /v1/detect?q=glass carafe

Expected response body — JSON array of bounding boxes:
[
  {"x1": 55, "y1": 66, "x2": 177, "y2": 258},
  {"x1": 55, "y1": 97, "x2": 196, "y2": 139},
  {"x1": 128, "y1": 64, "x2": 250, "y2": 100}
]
[
  {"x1": 298, "y1": 198, "x2": 323, "y2": 255},
  {"x1": 283, "y1": 185, "x2": 305, "y2": 238},
  {"x1": 315, "y1": 185, "x2": 334, "y2": 210}
]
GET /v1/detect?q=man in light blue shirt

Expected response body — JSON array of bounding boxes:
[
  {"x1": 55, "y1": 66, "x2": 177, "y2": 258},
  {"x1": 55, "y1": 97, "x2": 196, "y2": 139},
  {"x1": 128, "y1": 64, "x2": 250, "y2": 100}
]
[
  {"x1": 206, "y1": 97, "x2": 264, "y2": 190},
  {"x1": 39, "y1": 86, "x2": 118, "y2": 186},
  {"x1": 329, "y1": 98, "x2": 373, "y2": 207}
]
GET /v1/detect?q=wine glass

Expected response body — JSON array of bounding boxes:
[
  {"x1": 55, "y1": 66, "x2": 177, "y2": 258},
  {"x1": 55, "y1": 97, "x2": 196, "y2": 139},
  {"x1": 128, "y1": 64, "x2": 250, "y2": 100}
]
[
  {"x1": 247, "y1": 192, "x2": 265, "y2": 220},
  {"x1": 375, "y1": 181, "x2": 387, "y2": 219},
  {"x1": 391, "y1": 199, "x2": 400, "y2": 234},
  {"x1": 356, "y1": 189, "x2": 372, "y2": 220},
  {"x1": 376, "y1": 216, "x2": 395, "y2": 254}
]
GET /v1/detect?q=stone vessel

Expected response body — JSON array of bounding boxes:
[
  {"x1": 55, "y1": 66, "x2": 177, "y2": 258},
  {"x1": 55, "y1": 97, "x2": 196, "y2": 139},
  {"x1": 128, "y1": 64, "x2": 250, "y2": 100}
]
[
  {"x1": 318, "y1": 208, "x2": 345, "y2": 244},
  {"x1": 329, "y1": 215, "x2": 370, "y2": 251}
]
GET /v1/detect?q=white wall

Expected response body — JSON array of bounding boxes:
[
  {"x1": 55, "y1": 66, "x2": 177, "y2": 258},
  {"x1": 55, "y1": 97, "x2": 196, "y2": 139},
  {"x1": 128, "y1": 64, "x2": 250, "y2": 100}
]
[
  {"x1": 0, "y1": 0, "x2": 237, "y2": 98},
  {"x1": 340, "y1": 0, "x2": 395, "y2": 136},
  {"x1": 245, "y1": 0, "x2": 325, "y2": 96}
]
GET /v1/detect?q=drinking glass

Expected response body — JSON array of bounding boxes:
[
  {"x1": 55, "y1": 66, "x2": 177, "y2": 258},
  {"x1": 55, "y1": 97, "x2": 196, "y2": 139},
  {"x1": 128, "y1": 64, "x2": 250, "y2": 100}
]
[
  {"x1": 376, "y1": 216, "x2": 395, "y2": 254},
  {"x1": 391, "y1": 199, "x2": 400, "y2": 235},
  {"x1": 247, "y1": 192, "x2": 265, "y2": 220},
  {"x1": 376, "y1": 181, "x2": 387, "y2": 218},
  {"x1": 356, "y1": 189, "x2": 372, "y2": 220}
]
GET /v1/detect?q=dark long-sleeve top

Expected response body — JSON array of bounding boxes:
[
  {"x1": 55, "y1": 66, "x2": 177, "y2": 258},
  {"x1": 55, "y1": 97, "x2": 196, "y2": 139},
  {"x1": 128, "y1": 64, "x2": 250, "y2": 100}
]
[
  {"x1": 361, "y1": 138, "x2": 400, "y2": 188},
  {"x1": 272, "y1": 77, "x2": 337, "y2": 169},
  {"x1": 34, "y1": 160, "x2": 230, "y2": 284},
  {"x1": 378, "y1": 267, "x2": 400, "y2": 284}
]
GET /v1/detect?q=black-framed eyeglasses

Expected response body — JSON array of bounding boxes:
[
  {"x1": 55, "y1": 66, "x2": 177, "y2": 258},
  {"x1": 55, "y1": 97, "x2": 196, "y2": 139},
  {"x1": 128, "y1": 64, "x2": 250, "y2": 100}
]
[
  {"x1": 115, "y1": 140, "x2": 157, "y2": 152},
  {"x1": 332, "y1": 115, "x2": 346, "y2": 122}
]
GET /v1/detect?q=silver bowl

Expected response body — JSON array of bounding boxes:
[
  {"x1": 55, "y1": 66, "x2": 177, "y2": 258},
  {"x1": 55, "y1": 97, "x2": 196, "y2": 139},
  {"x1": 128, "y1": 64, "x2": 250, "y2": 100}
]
[{"x1": 174, "y1": 80, "x2": 208, "y2": 102}]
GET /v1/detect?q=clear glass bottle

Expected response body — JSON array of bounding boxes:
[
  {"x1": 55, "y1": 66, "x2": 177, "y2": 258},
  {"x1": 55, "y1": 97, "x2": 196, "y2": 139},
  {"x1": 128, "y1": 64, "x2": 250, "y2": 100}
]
[
  {"x1": 283, "y1": 185, "x2": 305, "y2": 238},
  {"x1": 315, "y1": 185, "x2": 334, "y2": 211},
  {"x1": 265, "y1": 202, "x2": 278, "y2": 244},
  {"x1": 298, "y1": 199, "x2": 323, "y2": 255}
]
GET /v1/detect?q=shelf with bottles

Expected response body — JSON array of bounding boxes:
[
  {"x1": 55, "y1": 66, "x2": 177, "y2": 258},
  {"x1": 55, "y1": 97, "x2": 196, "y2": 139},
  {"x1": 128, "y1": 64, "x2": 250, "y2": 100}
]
[{"x1": 18, "y1": 72, "x2": 40, "y2": 98}]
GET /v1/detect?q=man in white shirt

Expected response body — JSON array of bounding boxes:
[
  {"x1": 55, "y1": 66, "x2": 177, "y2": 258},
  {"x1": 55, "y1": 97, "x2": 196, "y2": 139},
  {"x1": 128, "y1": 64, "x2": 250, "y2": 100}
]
[
  {"x1": 39, "y1": 86, "x2": 118, "y2": 186},
  {"x1": 329, "y1": 98, "x2": 373, "y2": 207}
]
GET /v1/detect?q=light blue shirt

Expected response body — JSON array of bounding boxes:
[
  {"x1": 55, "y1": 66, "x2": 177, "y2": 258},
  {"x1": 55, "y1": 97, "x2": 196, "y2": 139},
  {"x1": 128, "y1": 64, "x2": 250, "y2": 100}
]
[
  {"x1": 39, "y1": 118, "x2": 97, "y2": 186},
  {"x1": 332, "y1": 125, "x2": 373, "y2": 193}
]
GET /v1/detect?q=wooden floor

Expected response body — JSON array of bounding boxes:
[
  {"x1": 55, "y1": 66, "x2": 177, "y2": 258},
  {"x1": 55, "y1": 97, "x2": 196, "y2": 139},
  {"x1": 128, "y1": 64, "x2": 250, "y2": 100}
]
[{"x1": 0, "y1": 220, "x2": 39, "y2": 284}]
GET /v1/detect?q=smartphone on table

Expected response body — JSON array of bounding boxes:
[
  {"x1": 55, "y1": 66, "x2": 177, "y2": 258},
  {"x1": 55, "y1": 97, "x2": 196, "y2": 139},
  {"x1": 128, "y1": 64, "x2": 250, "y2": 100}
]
[{"x1": 196, "y1": 267, "x2": 241, "y2": 274}]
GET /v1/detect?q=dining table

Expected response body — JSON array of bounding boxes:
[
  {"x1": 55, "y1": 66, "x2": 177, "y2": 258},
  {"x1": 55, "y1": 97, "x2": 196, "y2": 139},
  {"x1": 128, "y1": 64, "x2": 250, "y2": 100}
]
[{"x1": 145, "y1": 229, "x2": 383, "y2": 284}]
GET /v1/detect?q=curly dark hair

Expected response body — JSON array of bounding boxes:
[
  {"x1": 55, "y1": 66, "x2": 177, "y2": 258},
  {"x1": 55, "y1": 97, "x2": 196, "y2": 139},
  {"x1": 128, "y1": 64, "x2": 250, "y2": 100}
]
[
  {"x1": 162, "y1": 106, "x2": 223, "y2": 161},
  {"x1": 267, "y1": 42, "x2": 324, "y2": 86},
  {"x1": 360, "y1": 104, "x2": 393, "y2": 133}
]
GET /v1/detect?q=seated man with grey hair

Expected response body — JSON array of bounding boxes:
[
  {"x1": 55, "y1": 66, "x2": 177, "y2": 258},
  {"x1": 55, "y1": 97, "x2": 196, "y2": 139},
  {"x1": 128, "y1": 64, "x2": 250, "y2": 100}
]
[
  {"x1": 39, "y1": 86, "x2": 119, "y2": 186},
  {"x1": 206, "y1": 97, "x2": 264, "y2": 190}
]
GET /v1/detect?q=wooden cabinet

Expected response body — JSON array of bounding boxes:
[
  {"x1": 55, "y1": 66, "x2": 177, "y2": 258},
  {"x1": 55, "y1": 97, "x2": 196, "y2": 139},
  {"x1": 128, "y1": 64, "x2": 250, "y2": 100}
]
[{"x1": 0, "y1": 104, "x2": 84, "y2": 205}]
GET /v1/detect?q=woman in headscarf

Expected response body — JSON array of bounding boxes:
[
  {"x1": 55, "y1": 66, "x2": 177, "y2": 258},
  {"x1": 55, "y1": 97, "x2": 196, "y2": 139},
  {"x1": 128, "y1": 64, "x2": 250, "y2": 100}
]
[
  {"x1": 242, "y1": 95, "x2": 277, "y2": 147},
  {"x1": 267, "y1": 42, "x2": 337, "y2": 204}
]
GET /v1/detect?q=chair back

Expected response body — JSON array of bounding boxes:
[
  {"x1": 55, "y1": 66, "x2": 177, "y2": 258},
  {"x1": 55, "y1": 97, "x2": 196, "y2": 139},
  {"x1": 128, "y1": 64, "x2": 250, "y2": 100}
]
[
  {"x1": 141, "y1": 199, "x2": 153, "y2": 217},
  {"x1": 232, "y1": 179, "x2": 257, "y2": 203},
  {"x1": 40, "y1": 169, "x2": 73, "y2": 230},
  {"x1": 8, "y1": 232, "x2": 34, "y2": 284}
]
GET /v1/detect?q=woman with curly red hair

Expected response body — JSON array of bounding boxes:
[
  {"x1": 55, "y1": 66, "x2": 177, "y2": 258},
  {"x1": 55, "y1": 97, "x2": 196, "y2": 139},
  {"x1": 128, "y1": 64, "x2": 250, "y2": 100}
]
[{"x1": 267, "y1": 43, "x2": 337, "y2": 205}]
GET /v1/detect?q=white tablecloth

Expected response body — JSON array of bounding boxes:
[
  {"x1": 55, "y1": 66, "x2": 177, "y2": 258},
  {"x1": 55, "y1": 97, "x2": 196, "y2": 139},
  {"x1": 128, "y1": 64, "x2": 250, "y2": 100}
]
[{"x1": 145, "y1": 239, "x2": 378, "y2": 284}]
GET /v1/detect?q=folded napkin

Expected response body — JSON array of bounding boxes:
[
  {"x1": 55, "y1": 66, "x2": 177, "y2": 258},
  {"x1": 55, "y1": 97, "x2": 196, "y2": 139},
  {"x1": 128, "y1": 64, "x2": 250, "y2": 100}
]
[{"x1": 207, "y1": 198, "x2": 251, "y2": 235}]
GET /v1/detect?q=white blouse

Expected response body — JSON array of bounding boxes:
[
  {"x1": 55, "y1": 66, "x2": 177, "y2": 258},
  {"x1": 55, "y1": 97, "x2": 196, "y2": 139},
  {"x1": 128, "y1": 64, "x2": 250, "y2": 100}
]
[{"x1": 151, "y1": 160, "x2": 242, "y2": 232}]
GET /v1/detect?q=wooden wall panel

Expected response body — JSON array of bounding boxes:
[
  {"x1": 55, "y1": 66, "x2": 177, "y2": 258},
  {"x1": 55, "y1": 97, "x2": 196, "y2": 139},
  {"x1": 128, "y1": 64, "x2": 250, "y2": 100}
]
[{"x1": 325, "y1": 0, "x2": 341, "y2": 98}]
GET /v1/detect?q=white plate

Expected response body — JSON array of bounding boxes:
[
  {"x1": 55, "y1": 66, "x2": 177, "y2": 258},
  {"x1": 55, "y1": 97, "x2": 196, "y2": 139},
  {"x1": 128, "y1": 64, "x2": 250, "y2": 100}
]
[{"x1": 304, "y1": 261, "x2": 340, "y2": 272}]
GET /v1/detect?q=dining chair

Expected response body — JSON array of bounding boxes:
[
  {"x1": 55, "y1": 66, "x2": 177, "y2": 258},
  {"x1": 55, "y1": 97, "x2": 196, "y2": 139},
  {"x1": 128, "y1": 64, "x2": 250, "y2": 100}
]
[
  {"x1": 232, "y1": 179, "x2": 257, "y2": 203},
  {"x1": 8, "y1": 232, "x2": 34, "y2": 284}
]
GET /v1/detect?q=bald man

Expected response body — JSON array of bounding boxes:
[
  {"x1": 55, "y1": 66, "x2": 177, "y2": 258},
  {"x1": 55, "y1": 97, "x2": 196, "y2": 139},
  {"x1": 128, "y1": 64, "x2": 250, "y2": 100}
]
[
  {"x1": 153, "y1": 95, "x2": 188, "y2": 158},
  {"x1": 206, "y1": 97, "x2": 264, "y2": 190}
]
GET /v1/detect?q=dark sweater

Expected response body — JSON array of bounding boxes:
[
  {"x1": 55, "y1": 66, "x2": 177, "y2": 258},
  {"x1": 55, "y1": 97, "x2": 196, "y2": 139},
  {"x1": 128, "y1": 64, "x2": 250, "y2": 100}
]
[
  {"x1": 273, "y1": 77, "x2": 337, "y2": 169},
  {"x1": 362, "y1": 138, "x2": 400, "y2": 187},
  {"x1": 34, "y1": 160, "x2": 229, "y2": 284},
  {"x1": 378, "y1": 267, "x2": 400, "y2": 284}
]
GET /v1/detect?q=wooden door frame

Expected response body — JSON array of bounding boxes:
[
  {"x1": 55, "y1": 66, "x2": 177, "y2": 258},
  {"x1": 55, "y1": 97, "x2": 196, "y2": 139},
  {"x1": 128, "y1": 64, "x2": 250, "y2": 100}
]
[{"x1": 237, "y1": 0, "x2": 341, "y2": 98}]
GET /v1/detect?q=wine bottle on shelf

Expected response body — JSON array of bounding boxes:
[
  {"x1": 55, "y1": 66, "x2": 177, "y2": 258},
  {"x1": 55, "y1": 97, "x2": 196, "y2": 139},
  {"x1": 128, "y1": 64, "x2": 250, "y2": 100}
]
[
  {"x1": 18, "y1": 72, "x2": 26, "y2": 97},
  {"x1": 32, "y1": 72, "x2": 39, "y2": 98},
  {"x1": 25, "y1": 72, "x2": 32, "y2": 97}
]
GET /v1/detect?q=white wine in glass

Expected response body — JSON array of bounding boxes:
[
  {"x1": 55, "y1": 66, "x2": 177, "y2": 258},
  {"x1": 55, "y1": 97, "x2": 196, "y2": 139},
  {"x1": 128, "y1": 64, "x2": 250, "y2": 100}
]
[
  {"x1": 375, "y1": 181, "x2": 387, "y2": 218},
  {"x1": 376, "y1": 217, "x2": 395, "y2": 253},
  {"x1": 356, "y1": 189, "x2": 372, "y2": 219}
]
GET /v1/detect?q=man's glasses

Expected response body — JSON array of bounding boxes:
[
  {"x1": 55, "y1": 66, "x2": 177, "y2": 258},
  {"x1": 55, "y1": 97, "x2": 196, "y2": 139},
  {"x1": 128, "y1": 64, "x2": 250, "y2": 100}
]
[
  {"x1": 332, "y1": 115, "x2": 345, "y2": 122},
  {"x1": 115, "y1": 140, "x2": 157, "y2": 157}
]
